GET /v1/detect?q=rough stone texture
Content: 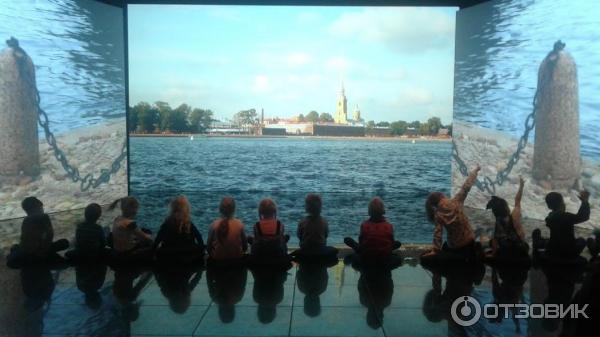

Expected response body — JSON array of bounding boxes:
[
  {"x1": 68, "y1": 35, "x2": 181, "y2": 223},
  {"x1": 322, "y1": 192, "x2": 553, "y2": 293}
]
[
  {"x1": 453, "y1": 121, "x2": 599, "y2": 230},
  {"x1": 0, "y1": 120, "x2": 127, "y2": 220},
  {"x1": 0, "y1": 45, "x2": 39, "y2": 176},
  {"x1": 533, "y1": 49, "x2": 580, "y2": 188}
]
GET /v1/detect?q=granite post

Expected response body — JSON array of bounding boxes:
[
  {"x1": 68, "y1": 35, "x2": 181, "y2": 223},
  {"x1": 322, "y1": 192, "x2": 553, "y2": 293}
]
[{"x1": 0, "y1": 38, "x2": 40, "y2": 177}]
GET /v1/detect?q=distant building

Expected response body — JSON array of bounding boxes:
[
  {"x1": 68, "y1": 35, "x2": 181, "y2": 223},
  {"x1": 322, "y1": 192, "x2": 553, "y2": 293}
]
[
  {"x1": 334, "y1": 83, "x2": 348, "y2": 124},
  {"x1": 405, "y1": 127, "x2": 418, "y2": 137},
  {"x1": 366, "y1": 127, "x2": 392, "y2": 137}
]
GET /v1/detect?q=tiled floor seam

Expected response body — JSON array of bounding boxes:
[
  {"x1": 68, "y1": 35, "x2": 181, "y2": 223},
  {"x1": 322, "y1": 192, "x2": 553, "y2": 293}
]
[
  {"x1": 191, "y1": 301, "x2": 213, "y2": 336},
  {"x1": 287, "y1": 265, "x2": 298, "y2": 337}
]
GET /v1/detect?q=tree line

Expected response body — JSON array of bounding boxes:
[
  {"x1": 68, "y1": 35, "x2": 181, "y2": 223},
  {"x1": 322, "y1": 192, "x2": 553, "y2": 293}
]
[
  {"x1": 366, "y1": 117, "x2": 451, "y2": 136},
  {"x1": 128, "y1": 102, "x2": 451, "y2": 136},
  {"x1": 128, "y1": 101, "x2": 214, "y2": 133}
]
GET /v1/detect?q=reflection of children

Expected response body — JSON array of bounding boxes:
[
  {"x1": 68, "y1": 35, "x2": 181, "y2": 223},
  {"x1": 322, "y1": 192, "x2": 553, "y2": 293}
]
[
  {"x1": 486, "y1": 177, "x2": 528, "y2": 259},
  {"x1": 533, "y1": 190, "x2": 590, "y2": 259},
  {"x1": 8, "y1": 197, "x2": 69, "y2": 267},
  {"x1": 344, "y1": 197, "x2": 401, "y2": 265},
  {"x1": 109, "y1": 197, "x2": 153, "y2": 259},
  {"x1": 421, "y1": 165, "x2": 481, "y2": 264}
]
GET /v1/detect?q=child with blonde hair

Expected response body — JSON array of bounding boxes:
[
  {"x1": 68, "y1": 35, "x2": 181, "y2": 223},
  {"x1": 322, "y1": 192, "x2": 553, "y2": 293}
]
[{"x1": 154, "y1": 195, "x2": 204, "y2": 263}]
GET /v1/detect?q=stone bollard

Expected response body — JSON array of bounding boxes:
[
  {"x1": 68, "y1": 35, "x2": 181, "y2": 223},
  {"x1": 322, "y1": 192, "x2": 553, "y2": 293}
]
[
  {"x1": 0, "y1": 37, "x2": 39, "y2": 177},
  {"x1": 532, "y1": 41, "x2": 580, "y2": 189}
]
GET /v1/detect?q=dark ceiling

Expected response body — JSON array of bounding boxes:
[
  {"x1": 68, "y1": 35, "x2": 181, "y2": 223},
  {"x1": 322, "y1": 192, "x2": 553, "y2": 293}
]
[{"x1": 98, "y1": 0, "x2": 489, "y2": 9}]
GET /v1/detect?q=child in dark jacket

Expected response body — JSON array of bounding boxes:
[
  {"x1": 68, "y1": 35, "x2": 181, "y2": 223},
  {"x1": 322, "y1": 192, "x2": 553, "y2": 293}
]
[
  {"x1": 295, "y1": 194, "x2": 338, "y2": 260},
  {"x1": 66, "y1": 203, "x2": 109, "y2": 262},
  {"x1": 154, "y1": 196, "x2": 205, "y2": 263},
  {"x1": 533, "y1": 190, "x2": 590, "y2": 259},
  {"x1": 486, "y1": 176, "x2": 529, "y2": 260},
  {"x1": 7, "y1": 197, "x2": 69, "y2": 268},
  {"x1": 344, "y1": 197, "x2": 401, "y2": 265}
]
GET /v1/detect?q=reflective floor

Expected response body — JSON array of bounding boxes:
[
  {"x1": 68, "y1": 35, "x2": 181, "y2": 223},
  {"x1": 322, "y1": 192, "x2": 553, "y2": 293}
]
[{"x1": 0, "y1": 257, "x2": 596, "y2": 337}]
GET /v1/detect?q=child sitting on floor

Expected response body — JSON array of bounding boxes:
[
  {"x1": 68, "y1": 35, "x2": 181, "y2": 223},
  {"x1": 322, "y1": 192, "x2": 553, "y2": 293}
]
[
  {"x1": 485, "y1": 176, "x2": 529, "y2": 260},
  {"x1": 109, "y1": 197, "x2": 153, "y2": 261},
  {"x1": 66, "y1": 203, "x2": 109, "y2": 262},
  {"x1": 249, "y1": 198, "x2": 289, "y2": 260},
  {"x1": 207, "y1": 197, "x2": 248, "y2": 264},
  {"x1": 344, "y1": 197, "x2": 401, "y2": 266},
  {"x1": 421, "y1": 165, "x2": 482, "y2": 265},
  {"x1": 532, "y1": 190, "x2": 590, "y2": 259},
  {"x1": 154, "y1": 195, "x2": 205, "y2": 263},
  {"x1": 295, "y1": 194, "x2": 338, "y2": 260},
  {"x1": 7, "y1": 197, "x2": 69, "y2": 267}
]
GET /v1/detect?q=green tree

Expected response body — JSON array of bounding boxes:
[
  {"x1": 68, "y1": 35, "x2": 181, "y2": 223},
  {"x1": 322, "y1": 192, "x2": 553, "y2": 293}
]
[
  {"x1": 128, "y1": 105, "x2": 139, "y2": 132},
  {"x1": 409, "y1": 120, "x2": 421, "y2": 129},
  {"x1": 376, "y1": 121, "x2": 390, "y2": 127},
  {"x1": 390, "y1": 120, "x2": 408, "y2": 135},
  {"x1": 234, "y1": 109, "x2": 258, "y2": 127},
  {"x1": 319, "y1": 113, "x2": 334, "y2": 123},
  {"x1": 155, "y1": 101, "x2": 173, "y2": 132},
  {"x1": 298, "y1": 113, "x2": 305, "y2": 122},
  {"x1": 366, "y1": 120, "x2": 375, "y2": 129},
  {"x1": 190, "y1": 108, "x2": 213, "y2": 133},
  {"x1": 306, "y1": 110, "x2": 319, "y2": 123},
  {"x1": 168, "y1": 104, "x2": 191, "y2": 132},
  {"x1": 419, "y1": 122, "x2": 430, "y2": 135},
  {"x1": 447, "y1": 124, "x2": 453, "y2": 136},
  {"x1": 135, "y1": 102, "x2": 159, "y2": 133},
  {"x1": 427, "y1": 117, "x2": 443, "y2": 135}
]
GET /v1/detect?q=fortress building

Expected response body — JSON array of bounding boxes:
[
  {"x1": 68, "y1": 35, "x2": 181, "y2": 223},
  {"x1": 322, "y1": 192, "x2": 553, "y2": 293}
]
[{"x1": 334, "y1": 83, "x2": 348, "y2": 124}]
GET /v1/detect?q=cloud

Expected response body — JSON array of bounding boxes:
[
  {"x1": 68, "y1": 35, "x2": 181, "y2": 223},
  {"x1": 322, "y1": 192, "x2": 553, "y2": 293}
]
[
  {"x1": 286, "y1": 52, "x2": 313, "y2": 66},
  {"x1": 401, "y1": 88, "x2": 435, "y2": 105},
  {"x1": 252, "y1": 75, "x2": 270, "y2": 93},
  {"x1": 325, "y1": 56, "x2": 352, "y2": 72},
  {"x1": 329, "y1": 8, "x2": 455, "y2": 53}
]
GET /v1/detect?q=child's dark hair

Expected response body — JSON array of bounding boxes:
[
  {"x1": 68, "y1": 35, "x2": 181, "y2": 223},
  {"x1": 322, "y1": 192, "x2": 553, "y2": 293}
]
[
  {"x1": 305, "y1": 194, "x2": 322, "y2": 217},
  {"x1": 21, "y1": 196, "x2": 43, "y2": 215},
  {"x1": 258, "y1": 198, "x2": 277, "y2": 218},
  {"x1": 217, "y1": 197, "x2": 236, "y2": 242},
  {"x1": 109, "y1": 197, "x2": 139, "y2": 218},
  {"x1": 545, "y1": 192, "x2": 564, "y2": 211},
  {"x1": 368, "y1": 197, "x2": 385, "y2": 220},
  {"x1": 486, "y1": 196, "x2": 510, "y2": 218},
  {"x1": 425, "y1": 192, "x2": 445, "y2": 223},
  {"x1": 84, "y1": 203, "x2": 102, "y2": 223}
]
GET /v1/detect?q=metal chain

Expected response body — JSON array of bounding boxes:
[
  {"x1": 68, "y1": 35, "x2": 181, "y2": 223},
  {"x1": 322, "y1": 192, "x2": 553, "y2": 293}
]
[
  {"x1": 452, "y1": 41, "x2": 564, "y2": 195},
  {"x1": 8, "y1": 37, "x2": 127, "y2": 192}
]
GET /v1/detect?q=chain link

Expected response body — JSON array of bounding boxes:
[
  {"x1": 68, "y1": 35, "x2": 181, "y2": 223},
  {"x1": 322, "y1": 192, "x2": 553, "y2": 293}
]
[
  {"x1": 9, "y1": 37, "x2": 127, "y2": 192},
  {"x1": 452, "y1": 41, "x2": 564, "y2": 195}
]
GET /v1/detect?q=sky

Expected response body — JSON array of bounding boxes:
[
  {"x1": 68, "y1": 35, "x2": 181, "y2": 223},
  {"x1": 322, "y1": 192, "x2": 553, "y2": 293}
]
[{"x1": 128, "y1": 5, "x2": 457, "y2": 124}]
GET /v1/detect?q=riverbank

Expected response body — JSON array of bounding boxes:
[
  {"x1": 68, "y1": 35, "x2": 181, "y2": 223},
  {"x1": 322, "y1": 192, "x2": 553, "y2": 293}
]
[
  {"x1": 0, "y1": 120, "x2": 128, "y2": 220},
  {"x1": 130, "y1": 133, "x2": 452, "y2": 142},
  {"x1": 453, "y1": 121, "x2": 600, "y2": 229}
]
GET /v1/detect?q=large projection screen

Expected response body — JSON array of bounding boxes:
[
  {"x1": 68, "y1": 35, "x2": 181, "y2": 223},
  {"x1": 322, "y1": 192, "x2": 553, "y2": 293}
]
[
  {"x1": 452, "y1": 0, "x2": 600, "y2": 229},
  {"x1": 0, "y1": 0, "x2": 128, "y2": 220}
]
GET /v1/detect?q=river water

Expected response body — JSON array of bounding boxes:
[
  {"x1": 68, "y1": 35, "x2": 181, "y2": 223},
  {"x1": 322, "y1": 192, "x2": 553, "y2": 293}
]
[
  {"x1": 0, "y1": 0, "x2": 125, "y2": 134},
  {"x1": 454, "y1": 0, "x2": 600, "y2": 161},
  {"x1": 130, "y1": 137, "x2": 451, "y2": 244}
]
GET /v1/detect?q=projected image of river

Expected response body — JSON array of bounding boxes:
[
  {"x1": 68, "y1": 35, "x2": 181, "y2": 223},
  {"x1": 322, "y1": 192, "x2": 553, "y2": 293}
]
[{"x1": 130, "y1": 137, "x2": 451, "y2": 244}]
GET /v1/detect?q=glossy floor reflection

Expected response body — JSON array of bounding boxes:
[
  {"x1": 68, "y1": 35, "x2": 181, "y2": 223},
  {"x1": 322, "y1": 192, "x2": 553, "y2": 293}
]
[{"x1": 1, "y1": 257, "x2": 597, "y2": 337}]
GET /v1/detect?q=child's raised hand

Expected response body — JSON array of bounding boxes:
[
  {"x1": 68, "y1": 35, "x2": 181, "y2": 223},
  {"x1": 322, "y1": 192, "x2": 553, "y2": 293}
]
[{"x1": 579, "y1": 190, "x2": 590, "y2": 202}]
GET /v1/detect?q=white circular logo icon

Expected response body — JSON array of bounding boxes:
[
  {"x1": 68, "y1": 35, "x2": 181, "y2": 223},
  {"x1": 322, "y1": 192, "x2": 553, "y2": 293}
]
[{"x1": 450, "y1": 296, "x2": 481, "y2": 327}]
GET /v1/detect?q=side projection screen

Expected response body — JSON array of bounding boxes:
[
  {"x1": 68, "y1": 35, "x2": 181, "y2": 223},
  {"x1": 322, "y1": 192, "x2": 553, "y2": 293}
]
[{"x1": 0, "y1": 0, "x2": 128, "y2": 220}]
